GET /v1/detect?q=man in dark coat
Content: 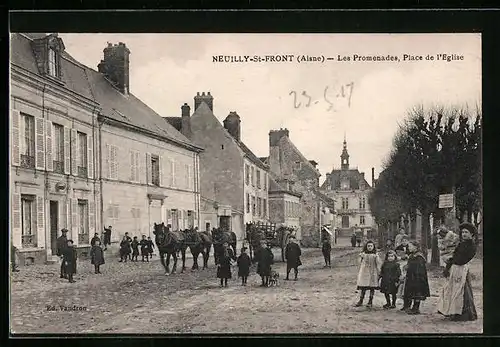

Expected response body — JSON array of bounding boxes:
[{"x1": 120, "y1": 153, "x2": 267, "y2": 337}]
[
  {"x1": 102, "y1": 226, "x2": 112, "y2": 251},
  {"x1": 124, "y1": 232, "x2": 133, "y2": 260},
  {"x1": 62, "y1": 239, "x2": 77, "y2": 283},
  {"x1": 322, "y1": 237, "x2": 332, "y2": 268},
  {"x1": 285, "y1": 236, "x2": 302, "y2": 280},
  {"x1": 56, "y1": 229, "x2": 69, "y2": 278},
  {"x1": 90, "y1": 233, "x2": 101, "y2": 247},
  {"x1": 256, "y1": 242, "x2": 274, "y2": 287}
]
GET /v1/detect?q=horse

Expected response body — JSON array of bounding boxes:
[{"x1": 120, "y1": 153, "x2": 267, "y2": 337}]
[
  {"x1": 211, "y1": 227, "x2": 237, "y2": 265},
  {"x1": 152, "y1": 222, "x2": 188, "y2": 275},
  {"x1": 182, "y1": 228, "x2": 213, "y2": 270}
]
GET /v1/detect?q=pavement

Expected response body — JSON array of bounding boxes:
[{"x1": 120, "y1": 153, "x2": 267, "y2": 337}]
[{"x1": 10, "y1": 241, "x2": 482, "y2": 334}]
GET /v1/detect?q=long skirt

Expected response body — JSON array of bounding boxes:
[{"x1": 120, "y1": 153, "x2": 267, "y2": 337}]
[{"x1": 437, "y1": 264, "x2": 477, "y2": 321}]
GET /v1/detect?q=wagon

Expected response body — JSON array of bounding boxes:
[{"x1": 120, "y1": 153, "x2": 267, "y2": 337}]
[{"x1": 245, "y1": 222, "x2": 296, "y2": 262}]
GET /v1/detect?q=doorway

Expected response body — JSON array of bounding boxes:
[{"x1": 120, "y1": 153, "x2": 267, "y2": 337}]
[
  {"x1": 341, "y1": 215, "x2": 350, "y2": 228},
  {"x1": 219, "y1": 216, "x2": 231, "y2": 231},
  {"x1": 50, "y1": 201, "x2": 59, "y2": 255}
]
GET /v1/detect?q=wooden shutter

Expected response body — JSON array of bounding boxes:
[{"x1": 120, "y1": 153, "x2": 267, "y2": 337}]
[
  {"x1": 71, "y1": 198, "x2": 78, "y2": 242},
  {"x1": 11, "y1": 110, "x2": 21, "y2": 166},
  {"x1": 87, "y1": 135, "x2": 94, "y2": 179},
  {"x1": 71, "y1": 129, "x2": 77, "y2": 176},
  {"x1": 159, "y1": 155, "x2": 163, "y2": 187},
  {"x1": 146, "y1": 153, "x2": 152, "y2": 185},
  {"x1": 88, "y1": 199, "x2": 96, "y2": 235},
  {"x1": 45, "y1": 120, "x2": 53, "y2": 171},
  {"x1": 36, "y1": 196, "x2": 45, "y2": 248},
  {"x1": 35, "y1": 117, "x2": 45, "y2": 170},
  {"x1": 171, "y1": 159, "x2": 176, "y2": 187},
  {"x1": 106, "y1": 144, "x2": 110, "y2": 179},
  {"x1": 130, "y1": 150, "x2": 135, "y2": 181},
  {"x1": 12, "y1": 193, "x2": 21, "y2": 248},
  {"x1": 64, "y1": 127, "x2": 71, "y2": 174},
  {"x1": 135, "y1": 152, "x2": 140, "y2": 183}
]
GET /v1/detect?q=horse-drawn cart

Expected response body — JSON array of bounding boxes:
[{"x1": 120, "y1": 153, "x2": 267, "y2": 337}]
[{"x1": 245, "y1": 222, "x2": 296, "y2": 262}]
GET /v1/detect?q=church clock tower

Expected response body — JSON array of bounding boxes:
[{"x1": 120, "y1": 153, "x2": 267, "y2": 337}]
[{"x1": 340, "y1": 133, "x2": 349, "y2": 170}]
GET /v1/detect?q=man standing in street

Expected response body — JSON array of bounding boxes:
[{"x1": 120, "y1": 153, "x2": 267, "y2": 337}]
[
  {"x1": 285, "y1": 236, "x2": 302, "y2": 281},
  {"x1": 11, "y1": 243, "x2": 20, "y2": 272},
  {"x1": 102, "y1": 226, "x2": 112, "y2": 251},
  {"x1": 57, "y1": 229, "x2": 69, "y2": 278}
]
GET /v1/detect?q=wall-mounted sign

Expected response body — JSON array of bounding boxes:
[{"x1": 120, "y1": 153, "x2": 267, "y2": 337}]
[{"x1": 438, "y1": 194, "x2": 454, "y2": 209}]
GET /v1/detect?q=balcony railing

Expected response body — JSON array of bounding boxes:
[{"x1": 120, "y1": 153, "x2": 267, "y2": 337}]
[
  {"x1": 78, "y1": 166, "x2": 88, "y2": 178},
  {"x1": 22, "y1": 234, "x2": 36, "y2": 247},
  {"x1": 54, "y1": 160, "x2": 64, "y2": 174},
  {"x1": 20, "y1": 155, "x2": 35, "y2": 169},
  {"x1": 78, "y1": 233, "x2": 89, "y2": 244}
]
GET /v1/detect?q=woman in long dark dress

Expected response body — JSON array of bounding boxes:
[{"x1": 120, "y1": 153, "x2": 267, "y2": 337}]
[
  {"x1": 216, "y1": 242, "x2": 235, "y2": 287},
  {"x1": 62, "y1": 240, "x2": 77, "y2": 283},
  {"x1": 437, "y1": 222, "x2": 478, "y2": 321},
  {"x1": 256, "y1": 242, "x2": 274, "y2": 287}
]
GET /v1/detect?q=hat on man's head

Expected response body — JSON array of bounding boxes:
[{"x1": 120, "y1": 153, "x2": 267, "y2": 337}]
[{"x1": 61, "y1": 228, "x2": 68, "y2": 233}]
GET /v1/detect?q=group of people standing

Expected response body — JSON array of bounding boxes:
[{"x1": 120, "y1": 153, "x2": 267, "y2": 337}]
[
  {"x1": 353, "y1": 223, "x2": 478, "y2": 321},
  {"x1": 215, "y1": 236, "x2": 303, "y2": 288},
  {"x1": 118, "y1": 232, "x2": 155, "y2": 263}
]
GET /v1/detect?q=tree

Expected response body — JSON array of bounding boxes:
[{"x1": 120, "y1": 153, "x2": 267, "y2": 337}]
[{"x1": 370, "y1": 104, "x2": 481, "y2": 262}]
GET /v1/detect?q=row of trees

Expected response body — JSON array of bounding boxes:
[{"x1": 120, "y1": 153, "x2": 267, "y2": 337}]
[{"x1": 368, "y1": 105, "x2": 482, "y2": 261}]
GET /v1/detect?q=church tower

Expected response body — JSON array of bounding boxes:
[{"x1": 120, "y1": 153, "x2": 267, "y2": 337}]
[{"x1": 340, "y1": 133, "x2": 349, "y2": 170}]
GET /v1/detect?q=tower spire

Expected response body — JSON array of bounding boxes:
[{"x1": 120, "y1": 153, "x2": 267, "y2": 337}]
[{"x1": 341, "y1": 133, "x2": 349, "y2": 170}]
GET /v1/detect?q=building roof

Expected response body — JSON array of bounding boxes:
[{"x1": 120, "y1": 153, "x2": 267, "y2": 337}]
[
  {"x1": 278, "y1": 135, "x2": 321, "y2": 177},
  {"x1": 313, "y1": 189, "x2": 335, "y2": 209},
  {"x1": 238, "y1": 140, "x2": 268, "y2": 171},
  {"x1": 320, "y1": 168, "x2": 371, "y2": 191},
  {"x1": 268, "y1": 171, "x2": 302, "y2": 198},
  {"x1": 163, "y1": 117, "x2": 182, "y2": 131},
  {"x1": 11, "y1": 33, "x2": 202, "y2": 152}
]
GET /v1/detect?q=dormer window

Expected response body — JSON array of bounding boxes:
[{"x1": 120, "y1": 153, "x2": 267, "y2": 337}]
[
  {"x1": 48, "y1": 48, "x2": 57, "y2": 77},
  {"x1": 31, "y1": 34, "x2": 65, "y2": 81}
]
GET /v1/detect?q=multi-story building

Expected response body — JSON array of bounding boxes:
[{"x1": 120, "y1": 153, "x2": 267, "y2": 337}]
[
  {"x1": 320, "y1": 136, "x2": 376, "y2": 236},
  {"x1": 10, "y1": 33, "x2": 100, "y2": 264},
  {"x1": 93, "y1": 42, "x2": 203, "y2": 240},
  {"x1": 267, "y1": 173, "x2": 302, "y2": 237},
  {"x1": 164, "y1": 94, "x2": 270, "y2": 242},
  {"x1": 10, "y1": 34, "x2": 203, "y2": 265},
  {"x1": 265, "y1": 128, "x2": 334, "y2": 247}
]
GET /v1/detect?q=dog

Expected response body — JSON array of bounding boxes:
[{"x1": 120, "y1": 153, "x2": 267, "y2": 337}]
[{"x1": 268, "y1": 271, "x2": 280, "y2": 287}]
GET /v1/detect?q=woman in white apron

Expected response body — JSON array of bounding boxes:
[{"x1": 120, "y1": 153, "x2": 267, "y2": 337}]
[{"x1": 437, "y1": 222, "x2": 478, "y2": 321}]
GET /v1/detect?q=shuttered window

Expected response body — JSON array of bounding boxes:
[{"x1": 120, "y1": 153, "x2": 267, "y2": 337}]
[
  {"x1": 108, "y1": 144, "x2": 118, "y2": 180},
  {"x1": 78, "y1": 200, "x2": 89, "y2": 244},
  {"x1": 20, "y1": 114, "x2": 36, "y2": 169},
  {"x1": 53, "y1": 123, "x2": 65, "y2": 173},
  {"x1": 77, "y1": 132, "x2": 88, "y2": 178},
  {"x1": 130, "y1": 150, "x2": 140, "y2": 182},
  {"x1": 21, "y1": 195, "x2": 36, "y2": 247}
]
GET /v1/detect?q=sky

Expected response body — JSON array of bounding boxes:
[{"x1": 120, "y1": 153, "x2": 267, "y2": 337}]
[{"x1": 59, "y1": 33, "x2": 481, "y2": 185}]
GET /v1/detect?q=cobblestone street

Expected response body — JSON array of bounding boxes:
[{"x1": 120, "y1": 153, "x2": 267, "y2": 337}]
[{"x1": 10, "y1": 241, "x2": 482, "y2": 334}]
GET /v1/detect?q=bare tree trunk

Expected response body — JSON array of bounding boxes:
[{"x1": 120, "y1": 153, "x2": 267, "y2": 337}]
[
  {"x1": 431, "y1": 229, "x2": 440, "y2": 266},
  {"x1": 421, "y1": 211, "x2": 430, "y2": 262},
  {"x1": 410, "y1": 208, "x2": 417, "y2": 239}
]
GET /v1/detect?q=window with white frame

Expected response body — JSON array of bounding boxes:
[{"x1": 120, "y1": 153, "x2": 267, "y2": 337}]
[
  {"x1": 360, "y1": 215, "x2": 366, "y2": 225},
  {"x1": 21, "y1": 195, "x2": 36, "y2": 247},
  {"x1": 342, "y1": 197, "x2": 349, "y2": 210},
  {"x1": 48, "y1": 48, "x2": 57, "y2": 77},
  {"x1": 53, "y1": 123, "x2": 65, "y2": 173},
  {"x1": 77, "y1": 132, "x2": 88, "y2": 178},
  {"x1": 78, "y1": 200, "x2": 89, "y2": 244},
  {"x1": 359, "y1": 196, "x2": 366, "y2": 209},
  {"x1": 20, "y1": 113, "x2": 36, "y2": 169}
]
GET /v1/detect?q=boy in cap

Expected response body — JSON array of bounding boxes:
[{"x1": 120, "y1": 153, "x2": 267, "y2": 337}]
[
  {"x1": 62, "y1": 239, "x2": 77, "y2": 283},
  {"x1": 237, "y1": 246, "x2": 251, "y2": 286},
  {"x1": 57, "y1": 229, "x2": 69, "y2": 278}
]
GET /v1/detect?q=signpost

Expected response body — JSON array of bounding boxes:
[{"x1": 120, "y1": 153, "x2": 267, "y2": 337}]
[{"x1": 438, "y1": 194, "x2": 454, "y2": 209}]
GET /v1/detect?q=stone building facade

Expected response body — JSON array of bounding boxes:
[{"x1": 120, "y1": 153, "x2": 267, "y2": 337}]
[
  {"x1": 10, "y1": 34, "x2": 203, "y2": 265},
  {"x1": 10, "y1": 33, "x2": 101, "y2": 264},
  {"x1": 165, "y1": 94, "x2": 269, "y2": 242},
  {"x1": 265, "y1": 128, "x2": 330, "y2": 247},
  {"x1": 320, "y1": 137, "x2": 376, "y2": 236}
]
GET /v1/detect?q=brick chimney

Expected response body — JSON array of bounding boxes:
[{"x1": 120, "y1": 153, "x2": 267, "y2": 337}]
[
  {"x1": 223, "y1": 112, "x2": 241, "y2": 141},
  {"x1": 194, "y1": 92, "x2": 214, "y2": 112},
  {"x1": 181, "y1": 103, "x2": 192, "y2": 138},
  {"x1": 269, "y1": 128, "x2": 290, "y2": 147},
  {"x1": 98, "y1": 42, "x2": 131, "y2": 95}
]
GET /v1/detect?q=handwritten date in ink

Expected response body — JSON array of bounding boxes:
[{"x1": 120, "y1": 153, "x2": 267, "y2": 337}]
[{"x1": 289, "y1": 82, "x2": 354, "y2": 112}]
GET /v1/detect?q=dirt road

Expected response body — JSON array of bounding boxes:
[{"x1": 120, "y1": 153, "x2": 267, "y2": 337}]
[{"x1": 10, "y1": 245, "x2": 482, "y2": 334}]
